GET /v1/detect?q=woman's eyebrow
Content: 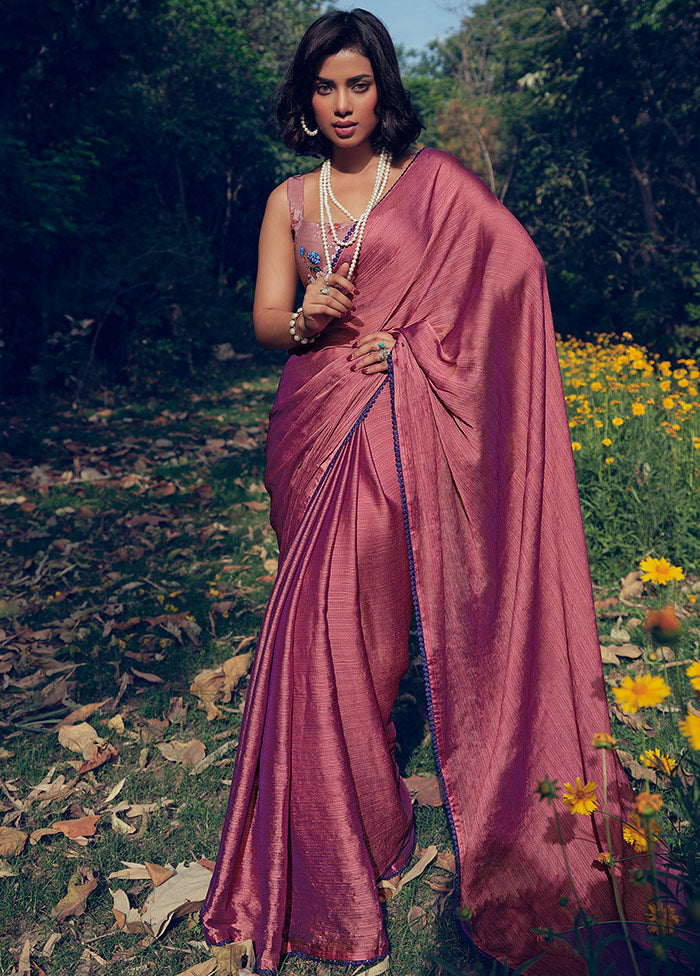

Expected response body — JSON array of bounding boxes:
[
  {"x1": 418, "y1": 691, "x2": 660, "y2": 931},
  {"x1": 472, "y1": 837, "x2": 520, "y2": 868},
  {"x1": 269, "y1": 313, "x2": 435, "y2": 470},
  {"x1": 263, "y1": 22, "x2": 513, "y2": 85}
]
[{"x1": 314, "y1": 73, "x2": 374, "y2": 84}]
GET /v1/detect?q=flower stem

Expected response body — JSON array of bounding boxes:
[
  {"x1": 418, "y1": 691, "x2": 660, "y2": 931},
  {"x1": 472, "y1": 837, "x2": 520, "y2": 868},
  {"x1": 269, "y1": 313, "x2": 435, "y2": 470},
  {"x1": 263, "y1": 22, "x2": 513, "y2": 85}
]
[
  {"x1": 602, "y1": 750, "x2": 642, "y2": 976},
  {"x1": 645, "y1": 818, "x2": 672, "y2": 976}
]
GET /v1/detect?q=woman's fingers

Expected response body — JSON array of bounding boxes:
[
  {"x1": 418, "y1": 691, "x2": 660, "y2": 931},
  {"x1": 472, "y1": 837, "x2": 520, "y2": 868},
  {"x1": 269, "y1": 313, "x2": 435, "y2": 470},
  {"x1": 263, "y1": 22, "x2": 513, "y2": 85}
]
[{"x1": 348, "y1": 333, "x2": 396, "y2": 373}]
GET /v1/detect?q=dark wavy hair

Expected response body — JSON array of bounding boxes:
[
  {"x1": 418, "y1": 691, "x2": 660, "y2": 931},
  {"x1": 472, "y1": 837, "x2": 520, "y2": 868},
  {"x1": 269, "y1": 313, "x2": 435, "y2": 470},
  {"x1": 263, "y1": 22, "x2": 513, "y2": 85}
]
[{"x1": 277, "y1": 9, "x2": 423, "y2": 157}]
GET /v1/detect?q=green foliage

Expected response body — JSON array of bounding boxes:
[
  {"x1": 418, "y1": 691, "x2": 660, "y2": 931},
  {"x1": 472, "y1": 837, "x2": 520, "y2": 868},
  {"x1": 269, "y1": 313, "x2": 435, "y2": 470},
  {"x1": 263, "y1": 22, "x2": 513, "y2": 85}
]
[
  {"x1": 0, "y1": 0, "x2": 323, "y2": 395},
  {"x1": 424, "y1": 0, "x2": 700, "y2": 357}
]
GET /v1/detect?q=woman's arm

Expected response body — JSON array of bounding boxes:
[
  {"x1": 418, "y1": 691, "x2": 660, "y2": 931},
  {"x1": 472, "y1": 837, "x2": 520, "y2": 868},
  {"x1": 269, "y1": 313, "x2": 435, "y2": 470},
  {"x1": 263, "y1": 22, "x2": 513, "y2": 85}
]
[{"x1": 252, "y1": 181, "x2": 354, "y2": 350}]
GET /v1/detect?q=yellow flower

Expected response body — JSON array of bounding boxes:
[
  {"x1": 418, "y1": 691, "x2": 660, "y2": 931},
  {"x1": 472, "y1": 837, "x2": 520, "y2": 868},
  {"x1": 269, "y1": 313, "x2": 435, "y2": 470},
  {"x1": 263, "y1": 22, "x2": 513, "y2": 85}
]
[
  {"x1": 571, "y1": 441, "x2": 582, "y2": 451},
  {"x1": 602, "y1": 437, "x2": 612, "y2": 446},
  {"x1": 562, "y1": 777, "x2": 598, "y2": 815},
  {"x1": 612, "y1": 416, "x2": 624, "y2": 426},
  {"x1": 635, "y1": 791, "x2": 663, "y2": 818},
  {"x1": 687, "y1": 661, "x2": 700, "y2": 691},
  {"x1": 590, "y1": 381, "x2": 603, "y2": 392},
  {"x1": 679, "y1": 710, "x2": 700, "y2": 749},
  {"x1": 632, "y1": 402, "x2": 645, "y2": 415},
  {"x1": 613, "y1": 674, "x2": 671, "y2": 713},
  {"x1": 623, "y1": 811, "x2": 662, "y2": 852},
  {"x1": 659, "y1": 379, "x2": 672, "y2": 392},
  {"x1": 639, "y1": 556, "x2": 685, "y2": 585},
  {"x1": 605, "y1": 457, "x2": 615, "y2": 465},
  {"x1": 594, "y1": 419, "x2": 603, "y2": 428},
  {"x1": 646, "y1": 900, "x2": 680, "y2": 935},
  {"x1": 639, "y1": 749, "x2": 676, "y2": 775},
  {"x1": 592, "y1": 732, "x2": 616, "y2": 750},
  {"x1": 596, "y1": 850, "x2": 613, "y2": 867},
  {"x1": 662, "y1": 396, "x2": 675, "y2": 409}
]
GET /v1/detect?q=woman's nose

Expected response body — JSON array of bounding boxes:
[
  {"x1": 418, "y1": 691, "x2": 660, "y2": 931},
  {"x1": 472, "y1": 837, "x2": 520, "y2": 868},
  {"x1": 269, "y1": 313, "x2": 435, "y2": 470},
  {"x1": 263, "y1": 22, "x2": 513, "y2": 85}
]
[{"x1": 334, "y1": 90, "x2": 352, "y2": 116}]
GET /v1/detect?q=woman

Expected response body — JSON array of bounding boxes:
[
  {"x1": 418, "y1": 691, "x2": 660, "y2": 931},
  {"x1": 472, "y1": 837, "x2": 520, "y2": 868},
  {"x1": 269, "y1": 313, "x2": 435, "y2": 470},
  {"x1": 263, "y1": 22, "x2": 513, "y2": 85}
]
[{"x1": 200, "y1": 9, "x2": 666, "y2": 975}]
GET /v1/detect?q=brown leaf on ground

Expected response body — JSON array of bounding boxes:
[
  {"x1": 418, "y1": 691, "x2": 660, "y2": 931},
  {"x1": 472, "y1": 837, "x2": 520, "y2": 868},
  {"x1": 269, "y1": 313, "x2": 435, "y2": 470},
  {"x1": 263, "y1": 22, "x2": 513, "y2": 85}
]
[
  {"x1": 140, "y1": 860, "x2": 214, "y2": 938},
  {"x1": 613, "y1": 643, "x2": 643, "y2": 659},
  {"x1": 594, "y1": 596, "x2": 618, "y2": 610},
  {"x1": 600, "y1": 645, "x2": 620, "y2": 665},
  {"x1": 174, "y1": 960, "x2": 218, "y2": 976},
  {"x1": 190, "y1": 653, "x2": 252, "y2": 721},
  {"x1": 110, "y1": 888, "x2": 149, "y2": 933},
  {"x1": 57, "y1": 722, "x2": 105, "y2": 760},
  {"x1": 56, "y1": 699, "x2": 111, "y2": 728},
  {"x1": 610, "y1": 703, "x2": 650, "y2": 732},
  {"x1": 77, "y1": 743, "x2": 119, "y2": 774},
  {"x1": 619, "y1": 570, "x2": 644, "y2": 601},
  {"x1": 155, "y1": 739, "x2": 206, "y2": 767},
  {"x1": 616, "y1": 750, "x2": 659, "y2": 785},
  {"x1": 14, "y1": 939, "x2": 32, "y2": 976},
  {"x1": 50, "y1": 815, "x2": 100, "y2": 839},
  {"x1": 210, "y1": 940, "x2": 256, "y2": 974},
  {"x1": 130, "y1": 667, "x2": 163, "y2": 683},
  {"x1": 0, "y1": 826, "x2": 27, "y2": 856},
  {"x1": 402, "y1": 773, "x2": 443, "y2": 807},
  {"x1": 434, "y1": 850, "x2": 455, "y2": 873},
  {"x1": 50, "y1": 870, "x2": 98, "y2": 920},
  {"x1": 145, "y1": 861, "x2": 176, "y2": 887},
  {"x1": 407, "y1": 905, "x2": 428, "y2": 933}
]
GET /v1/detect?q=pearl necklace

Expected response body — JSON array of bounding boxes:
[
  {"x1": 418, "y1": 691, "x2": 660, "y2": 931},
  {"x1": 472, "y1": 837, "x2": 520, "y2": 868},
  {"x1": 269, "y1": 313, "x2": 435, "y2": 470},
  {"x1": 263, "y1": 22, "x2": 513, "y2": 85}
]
[{"x1": 319, "y1": 149, "x2": 393, "y2": 280}]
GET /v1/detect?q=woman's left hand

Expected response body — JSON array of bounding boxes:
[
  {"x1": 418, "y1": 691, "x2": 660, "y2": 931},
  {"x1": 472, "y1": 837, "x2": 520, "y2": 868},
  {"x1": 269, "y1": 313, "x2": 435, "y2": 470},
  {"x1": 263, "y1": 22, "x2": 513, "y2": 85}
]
[{"x1": 348, "y1": 333, "x2": 396, "y2": 374}]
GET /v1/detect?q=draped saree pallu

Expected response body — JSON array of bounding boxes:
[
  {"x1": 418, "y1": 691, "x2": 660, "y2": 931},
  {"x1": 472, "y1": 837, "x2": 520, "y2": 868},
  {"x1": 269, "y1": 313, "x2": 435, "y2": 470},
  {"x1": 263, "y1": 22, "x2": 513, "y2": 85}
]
[{"x1": 200, "y1": 149, "x2": 675, "y2": 975}]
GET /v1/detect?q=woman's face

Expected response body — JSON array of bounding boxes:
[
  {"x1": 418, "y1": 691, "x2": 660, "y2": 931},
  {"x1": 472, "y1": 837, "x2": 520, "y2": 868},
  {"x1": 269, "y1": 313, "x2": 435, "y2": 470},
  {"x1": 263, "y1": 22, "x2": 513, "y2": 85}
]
[{"x1": 310, "y1": 48, "x2": 379, "y2": 150}]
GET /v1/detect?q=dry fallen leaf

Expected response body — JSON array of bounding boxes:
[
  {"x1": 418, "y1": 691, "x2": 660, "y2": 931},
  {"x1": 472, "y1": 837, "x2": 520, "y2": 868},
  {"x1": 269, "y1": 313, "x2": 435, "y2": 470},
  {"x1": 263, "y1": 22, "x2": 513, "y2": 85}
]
[
  {"x1": 57, "y1": 722, "x2": 105, "y2": 760},
  {"x1": 109, "y1": 888, "x2": 149, "y2": 933},
  {"x1": 140, "y1": 860, "x2": 214, "y2": 938},
  {"x1": 56, "y1": 699, "x2": 110, "y2": 728},
  {"x1": 174, "y1": 960, "x2": 218, "y2": 976},
  {"x1": 616, "y1": 750, "x2": 659, "y2": 785},
  {"x1": 600, "y1": 645, "x2": 620, "y2": 666},
  {"x1": 145, "y1": 861, "x2": 176, "y2": 887},
  {"x1": 619, "y1": 570, "x2": 644, "y2": 601},
  {"x1": 434, "y1": 850, "x2": 455, "y2": 873},
  {"x1": 155, "y1": 739, "x2": 206, "y2": 767},
  {"x1": 50, "y1": 815, "x2": 100, "y2": 839},
  {"x1": 210, "y1": 940, "x2": 256, "y2": 975},
  {"x1": 402, "y1": 774, "x2": 443, "y2": 807},
  {"x1": 50, "y1": 869, "x2": 98, "y2": 921},
  {"x1": 0, "y1": 826, "x2": 27, "y2": 856},
  {"x1": 407, "y1": 904, "x2": 428, "y2": 933}
]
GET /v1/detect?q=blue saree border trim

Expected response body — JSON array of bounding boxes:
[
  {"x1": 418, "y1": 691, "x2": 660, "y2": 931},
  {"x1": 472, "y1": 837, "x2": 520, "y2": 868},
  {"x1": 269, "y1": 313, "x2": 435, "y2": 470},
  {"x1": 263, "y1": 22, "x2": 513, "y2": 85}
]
[{"x1": 387, "y1": 354, "x2": 478, "y2": 958}]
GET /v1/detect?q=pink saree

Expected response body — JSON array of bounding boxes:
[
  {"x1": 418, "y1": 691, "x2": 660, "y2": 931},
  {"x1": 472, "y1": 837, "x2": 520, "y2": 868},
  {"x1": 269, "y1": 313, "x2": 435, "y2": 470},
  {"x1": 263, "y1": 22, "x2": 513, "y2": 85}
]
[{"x1": 200, "y1": 149, "x2": 670, "y2": 974}]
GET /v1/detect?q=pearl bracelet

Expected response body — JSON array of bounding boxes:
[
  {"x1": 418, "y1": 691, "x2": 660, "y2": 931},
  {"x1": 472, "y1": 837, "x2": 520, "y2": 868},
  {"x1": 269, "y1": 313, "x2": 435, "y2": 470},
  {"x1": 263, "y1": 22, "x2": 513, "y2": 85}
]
[{"x1": 289, "y1": 307, "x2": 316, "y2": 345}]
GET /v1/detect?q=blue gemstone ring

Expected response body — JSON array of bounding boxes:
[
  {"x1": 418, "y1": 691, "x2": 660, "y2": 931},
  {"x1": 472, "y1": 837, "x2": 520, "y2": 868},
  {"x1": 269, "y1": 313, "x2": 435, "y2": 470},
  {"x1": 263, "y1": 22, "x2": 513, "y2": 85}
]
[{"x1": 379, "y1": 341, "x2": 386, "y2": 349}]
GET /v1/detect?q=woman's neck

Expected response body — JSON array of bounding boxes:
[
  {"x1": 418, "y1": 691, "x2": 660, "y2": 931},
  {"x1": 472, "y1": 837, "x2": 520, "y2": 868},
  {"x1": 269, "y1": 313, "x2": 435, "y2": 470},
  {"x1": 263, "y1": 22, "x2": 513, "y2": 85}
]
[{"x1": 330, "y1": 142, "x2": 381, "y2": 175}]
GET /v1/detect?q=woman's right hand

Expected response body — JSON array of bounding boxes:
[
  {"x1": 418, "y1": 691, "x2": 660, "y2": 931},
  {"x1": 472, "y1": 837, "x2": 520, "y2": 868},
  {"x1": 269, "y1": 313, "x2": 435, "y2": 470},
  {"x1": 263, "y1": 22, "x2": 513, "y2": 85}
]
[{"x1": 299, "y1": 261, "x2": 355, "y2": 339}]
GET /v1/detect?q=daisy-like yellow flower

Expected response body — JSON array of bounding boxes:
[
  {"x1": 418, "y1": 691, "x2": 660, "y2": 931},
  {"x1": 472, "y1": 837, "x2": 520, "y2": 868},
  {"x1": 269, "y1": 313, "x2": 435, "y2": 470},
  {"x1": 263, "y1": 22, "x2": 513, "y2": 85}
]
[
  {"x1": 594, "y1": 419, "x2": 603, "y2": 428},
  {"x1": 622, "y1": 812, "x2": 661, "y2": 852},
  {"x1": 687, "y1": 661, "x2": 700, "y2": 691},
  {"x1": 602, "y1": 437, "x2": 612, "y2": 446},
  {"x1": 612, "y1": 416, "x2": 624, "y2": 426},
  {"x1": 590, "y1": 381, "x2": 603, "y2": 392},
  {"x1": 659, "y1": 379, "x2": 672, "y2": 392},
  {"x1": 646, "y1": 899, "x2": 680, "y2": 936},
  {"x1": 662, "y1": 396, "x2": 675, "y2": 409},
  {"x1": 592, "y1": 732, "x2": 616, "y2": 750},
  {"x1": 632, "y1": 402, "x2": 645, "y2": 415},
  {"x1": 562, "y1": 777, "x2": 598, "y2": 815},
  {"x1": 639, "y1": 556, "x2": 685, "y2": 585},
  {"x1": 613, "y1": 673, "x2": 671, "y2": 713},
  {"x1": 571, "y1": 442, "x2": 582, "y2": 451},
  {"x1": 679, "y1": 710, "x2": 700, "y2": 749},
  {"x1": 639, "y1": 749, "x2": 676, "y2": 775},
  {"x1": 605, "y1": 457, "x2": 615, "y2": 465}
]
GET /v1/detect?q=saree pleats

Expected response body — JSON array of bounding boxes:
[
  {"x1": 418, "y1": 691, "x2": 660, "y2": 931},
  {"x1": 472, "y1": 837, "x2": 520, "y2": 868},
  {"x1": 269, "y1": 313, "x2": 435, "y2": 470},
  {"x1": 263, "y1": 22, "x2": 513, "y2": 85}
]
[{"x1": 201, "y1": 382, "x2": 415, "y2": 971}]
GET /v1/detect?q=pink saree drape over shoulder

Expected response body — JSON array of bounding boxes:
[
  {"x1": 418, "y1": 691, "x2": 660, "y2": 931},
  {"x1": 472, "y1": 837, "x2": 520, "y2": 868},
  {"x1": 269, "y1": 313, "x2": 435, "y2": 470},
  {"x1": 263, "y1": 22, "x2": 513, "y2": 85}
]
[{"x1": 200, "y1": 149, "x2": 672, "y2": 974}]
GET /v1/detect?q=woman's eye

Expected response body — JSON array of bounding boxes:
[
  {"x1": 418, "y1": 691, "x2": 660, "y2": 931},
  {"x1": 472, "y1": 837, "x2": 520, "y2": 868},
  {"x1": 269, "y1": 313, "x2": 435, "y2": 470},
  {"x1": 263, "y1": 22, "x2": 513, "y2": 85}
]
[
  {"x1": 353, "y1": 84, "x2": 370, "y2": 92},
  {"x1": 315, "y1": 85, "x2": 331, "y2": 94}
]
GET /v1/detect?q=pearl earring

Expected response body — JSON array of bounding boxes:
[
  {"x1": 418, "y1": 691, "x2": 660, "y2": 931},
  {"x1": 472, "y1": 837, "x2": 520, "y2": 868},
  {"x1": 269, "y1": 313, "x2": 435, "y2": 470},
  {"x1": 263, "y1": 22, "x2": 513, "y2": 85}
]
[{"x1": 300, "y1": 114, "x2": 319, "y2": 138}]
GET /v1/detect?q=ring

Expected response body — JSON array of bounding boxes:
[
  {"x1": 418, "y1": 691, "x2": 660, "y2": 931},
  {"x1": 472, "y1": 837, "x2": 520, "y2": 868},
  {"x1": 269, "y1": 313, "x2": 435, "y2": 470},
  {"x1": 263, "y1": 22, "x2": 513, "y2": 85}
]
[
  {"x1": 379, "y1": 342, "x2": 386, "y2": 349},
  {"x1": 378, "y1": 348, "x2": 390, "y2": 362},
  {"x1": 320, "y1": 285, "x2": 331, "y2": 295}
]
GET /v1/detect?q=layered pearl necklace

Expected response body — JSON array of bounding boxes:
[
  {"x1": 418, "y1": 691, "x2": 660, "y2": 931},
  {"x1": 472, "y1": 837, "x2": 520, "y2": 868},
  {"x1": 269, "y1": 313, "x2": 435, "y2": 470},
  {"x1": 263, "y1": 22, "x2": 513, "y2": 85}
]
[{"x1": 319, "y1": 149, "x2": 393, "y2": 280}]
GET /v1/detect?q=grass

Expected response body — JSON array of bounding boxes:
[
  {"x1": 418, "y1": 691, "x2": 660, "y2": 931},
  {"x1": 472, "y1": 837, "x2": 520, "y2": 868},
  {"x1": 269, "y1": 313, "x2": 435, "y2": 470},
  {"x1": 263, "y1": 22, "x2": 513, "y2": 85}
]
[{"x1": 0, "y1": 335, "x2": 699, "y2": 975}]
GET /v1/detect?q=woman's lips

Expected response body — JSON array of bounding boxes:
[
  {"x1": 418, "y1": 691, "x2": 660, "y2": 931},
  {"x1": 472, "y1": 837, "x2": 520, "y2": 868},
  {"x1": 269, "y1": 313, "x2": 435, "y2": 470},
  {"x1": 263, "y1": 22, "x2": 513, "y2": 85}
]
[{"x1": 333, "y1": 122, "x2": 358, "y2": 135}]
